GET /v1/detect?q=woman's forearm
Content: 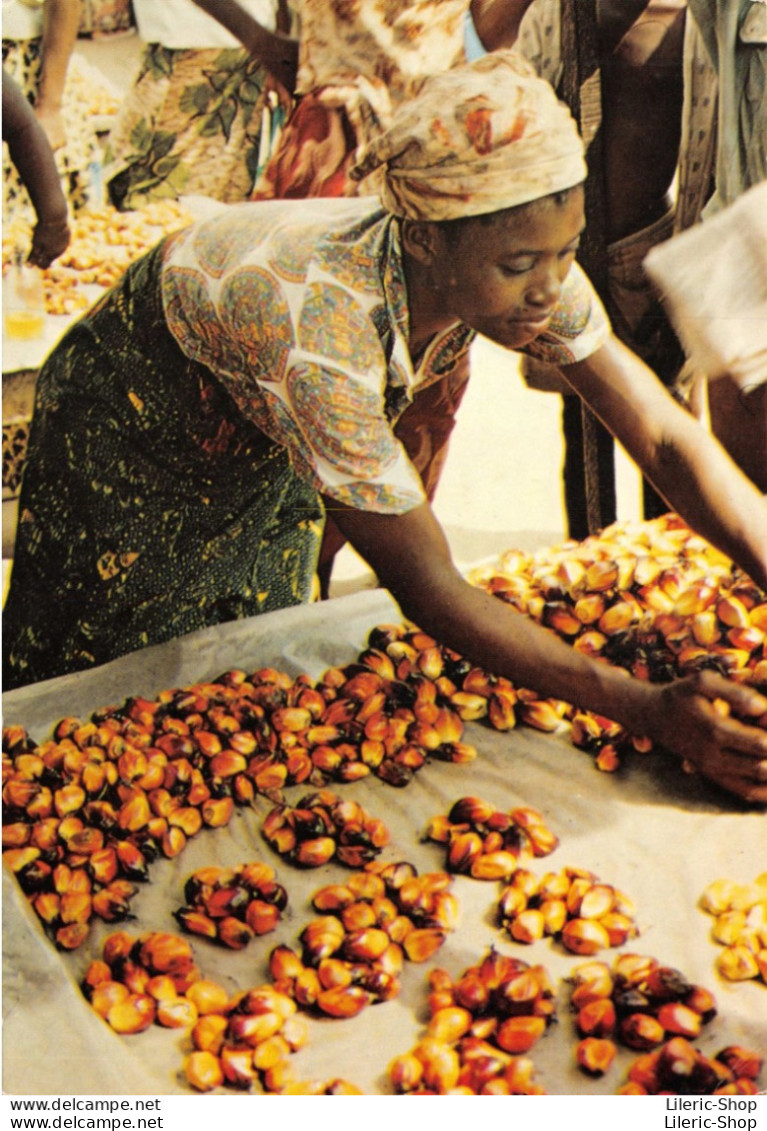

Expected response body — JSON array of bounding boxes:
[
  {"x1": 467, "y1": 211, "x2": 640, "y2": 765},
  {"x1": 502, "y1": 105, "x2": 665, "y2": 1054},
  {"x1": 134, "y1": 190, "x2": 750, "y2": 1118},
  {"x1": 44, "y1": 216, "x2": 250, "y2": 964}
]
[
  {"x1": 329, "y1": 497, "x2": 767, "y2": 802},
  {"x1": 331, "y1": 500, "x2": 656, "y2": 734},
  {"x1": 399, "y1": 556, "x2": 660, "y2": 737},
  {"x1": 565, "y1": 337, "x2": 767, "y2": 590}
]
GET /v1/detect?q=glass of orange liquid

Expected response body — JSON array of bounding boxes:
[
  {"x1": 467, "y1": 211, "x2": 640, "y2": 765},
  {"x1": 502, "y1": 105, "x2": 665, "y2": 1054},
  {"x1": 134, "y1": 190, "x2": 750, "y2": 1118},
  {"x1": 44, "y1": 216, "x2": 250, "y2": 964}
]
[{"x1": 4, "y1": 258, "x2": 45, "y2": 340}]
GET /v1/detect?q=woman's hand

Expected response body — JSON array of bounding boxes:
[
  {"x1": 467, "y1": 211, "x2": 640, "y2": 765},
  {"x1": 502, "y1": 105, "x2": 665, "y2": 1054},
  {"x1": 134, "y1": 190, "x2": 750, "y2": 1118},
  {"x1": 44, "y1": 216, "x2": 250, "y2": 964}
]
[
  {"x1": 327, "y1": 496, "x2": 767, "y2": 805},
  {"x1": 643, "y1": 670, "x2": 767, "y2": 803}
]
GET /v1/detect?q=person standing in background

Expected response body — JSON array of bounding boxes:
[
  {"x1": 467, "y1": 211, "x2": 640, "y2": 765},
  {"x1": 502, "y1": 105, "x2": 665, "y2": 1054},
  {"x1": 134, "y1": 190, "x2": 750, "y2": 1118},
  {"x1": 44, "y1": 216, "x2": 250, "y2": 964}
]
[
  {"x1": 103, "y1": 0, "x2": 292, "y2": 210},
  {"x1": 2, "y1": 0, "x2": 99, "y2": 218},
  {"x1": 685, "y1": 0, "x2": 766, "y2": 217},
  {"x1": 192, "y1": 0, "x2": 471, "y2": 200},
  {"x1": 484, "y1": 1, "x2": 765, "y2": 502},
  {"x1": 675, "y1": 0, "x2": 766, "y2": 492}
]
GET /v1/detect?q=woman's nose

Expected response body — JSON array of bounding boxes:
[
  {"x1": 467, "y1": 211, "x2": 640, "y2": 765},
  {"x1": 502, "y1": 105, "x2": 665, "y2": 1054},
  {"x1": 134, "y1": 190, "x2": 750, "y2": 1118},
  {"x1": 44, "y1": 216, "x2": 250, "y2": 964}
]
[{"x1": 525, "y1": 264, "x2": 561, "y2": 308}]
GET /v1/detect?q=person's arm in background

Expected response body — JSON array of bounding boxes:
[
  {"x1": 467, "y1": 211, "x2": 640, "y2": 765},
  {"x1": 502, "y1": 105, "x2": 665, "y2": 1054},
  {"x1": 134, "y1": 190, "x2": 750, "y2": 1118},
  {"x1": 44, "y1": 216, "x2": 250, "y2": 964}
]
[
  {"x1": 35, "y1": 0, "x2": 82, "y2": 151},
  {"x1": 469, "y1": 0, "x2": 656, "y2": 54},
  {"x1": 3, "y1": 68, "x2": 70, "y2": 267},
  {"x1": 191, "y1": 0, "x2": 299, "y2": 94},
  {"x1": 468, "y1": 0, "x2": 537, "y2": 50}
]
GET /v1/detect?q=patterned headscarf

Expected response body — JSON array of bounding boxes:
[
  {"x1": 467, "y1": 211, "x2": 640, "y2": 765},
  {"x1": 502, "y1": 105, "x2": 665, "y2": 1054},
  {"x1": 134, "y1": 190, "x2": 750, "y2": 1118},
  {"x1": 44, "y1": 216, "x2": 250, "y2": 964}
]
[{"x1": 350, "y1": 50, "x2": 586, "y2": 221}]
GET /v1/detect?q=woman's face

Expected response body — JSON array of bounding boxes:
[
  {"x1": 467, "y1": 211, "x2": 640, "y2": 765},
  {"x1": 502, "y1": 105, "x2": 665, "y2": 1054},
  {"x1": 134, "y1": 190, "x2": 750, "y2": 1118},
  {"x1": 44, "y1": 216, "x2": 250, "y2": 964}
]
[{"x1": 426, "y1": 186, "x2": 586, "y2": 350}]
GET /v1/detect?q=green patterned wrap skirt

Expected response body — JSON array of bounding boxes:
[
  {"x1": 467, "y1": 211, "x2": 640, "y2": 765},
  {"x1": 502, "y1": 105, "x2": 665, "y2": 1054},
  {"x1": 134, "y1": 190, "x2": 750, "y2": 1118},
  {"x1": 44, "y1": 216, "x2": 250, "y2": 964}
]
[{"x1": 2, "y1": 241, "x2": 324, "y2": 690}]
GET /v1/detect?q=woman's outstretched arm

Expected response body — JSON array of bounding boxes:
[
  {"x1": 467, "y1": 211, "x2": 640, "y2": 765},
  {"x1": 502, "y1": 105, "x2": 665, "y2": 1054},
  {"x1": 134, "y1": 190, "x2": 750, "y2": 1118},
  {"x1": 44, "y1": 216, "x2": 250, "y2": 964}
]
[{"x1": 328, "y1": 496, "x2": 767, "y2": 803}]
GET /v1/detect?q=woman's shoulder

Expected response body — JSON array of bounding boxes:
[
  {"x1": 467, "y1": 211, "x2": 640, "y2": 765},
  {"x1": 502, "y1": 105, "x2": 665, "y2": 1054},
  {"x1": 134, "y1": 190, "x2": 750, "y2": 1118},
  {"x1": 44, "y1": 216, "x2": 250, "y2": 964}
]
[
  {"x1": 164, "y1": 197, "x2": 386, "y2": 283},
  {"x1": 160, "y1": 196, "x2": 399, "y2": 372}
]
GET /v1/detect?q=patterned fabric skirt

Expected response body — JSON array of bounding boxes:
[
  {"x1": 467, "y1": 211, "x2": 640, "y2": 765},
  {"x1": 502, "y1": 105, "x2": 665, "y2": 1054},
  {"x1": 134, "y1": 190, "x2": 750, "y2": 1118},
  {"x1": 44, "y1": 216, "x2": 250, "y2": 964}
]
[
  {"x1": 252, "y1": 92, "x2": 358, "y2": 200},
  {"x1": 2, "y1": 241, "x2": 324, "y2": 690},
  {"x1": 2, "y1": 38, "x2": 101, "y2": 223},
  {"x1": 78, "y1": 0, "x2": 135, "y2": 37},
  {"x1": 104, "y1": 45, "x2": 282, "y2": 209}
]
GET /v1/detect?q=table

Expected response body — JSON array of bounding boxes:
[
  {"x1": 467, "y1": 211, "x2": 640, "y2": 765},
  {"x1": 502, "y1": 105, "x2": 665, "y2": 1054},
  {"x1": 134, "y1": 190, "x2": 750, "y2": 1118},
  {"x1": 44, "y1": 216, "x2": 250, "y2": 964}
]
[
  {"x1": 3, "y1": 589, "x2": 765, "y2": 1095},
  {"x1": 2, "y1": 310, "x2": 90, "y2": 378}
]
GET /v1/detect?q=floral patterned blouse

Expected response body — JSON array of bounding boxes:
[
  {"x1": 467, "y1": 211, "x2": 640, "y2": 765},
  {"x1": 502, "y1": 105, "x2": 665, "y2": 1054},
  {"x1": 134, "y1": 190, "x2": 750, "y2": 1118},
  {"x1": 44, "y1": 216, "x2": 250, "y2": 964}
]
[
  {"x1": 293, "y1": 0, "x2": 469, "y2": 98},
  {"x1": 161, "y1": 196, "x2": 609, "y2": 514},
  {"x1": 290, "y1": 0, "x2": 471, "y2": 139}
]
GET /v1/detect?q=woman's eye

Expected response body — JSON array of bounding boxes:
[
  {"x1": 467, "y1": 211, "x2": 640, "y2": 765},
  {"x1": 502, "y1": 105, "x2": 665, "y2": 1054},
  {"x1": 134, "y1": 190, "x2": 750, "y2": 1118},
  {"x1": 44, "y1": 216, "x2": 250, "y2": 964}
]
[{"x1": 501, "y1": 260, "x2": 536, "y2": 276}]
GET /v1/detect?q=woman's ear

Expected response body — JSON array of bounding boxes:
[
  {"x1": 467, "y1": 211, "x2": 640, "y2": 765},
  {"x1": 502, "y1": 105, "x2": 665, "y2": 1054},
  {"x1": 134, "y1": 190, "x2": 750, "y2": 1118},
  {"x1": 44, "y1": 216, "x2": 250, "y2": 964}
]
[{"x1": 401, "y1": 220, "x2": 443, "y2": 266}]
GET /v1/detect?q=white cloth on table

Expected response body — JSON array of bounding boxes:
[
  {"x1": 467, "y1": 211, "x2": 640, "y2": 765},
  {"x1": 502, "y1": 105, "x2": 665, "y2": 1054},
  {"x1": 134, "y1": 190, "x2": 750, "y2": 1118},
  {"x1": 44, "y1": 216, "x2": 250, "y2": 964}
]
[{"x1": 3, "y1": 588, "x2": 766, "y2": 1096}]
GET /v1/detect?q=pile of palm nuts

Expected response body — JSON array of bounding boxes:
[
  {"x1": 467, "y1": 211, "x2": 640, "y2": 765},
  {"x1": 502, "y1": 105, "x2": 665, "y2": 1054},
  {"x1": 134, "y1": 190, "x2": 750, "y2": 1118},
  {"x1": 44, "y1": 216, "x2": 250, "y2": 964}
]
[
  {"x1": 1, "y1": 648, "x2": 472, "y2": 949},
  {"x1": 567, "y1": 953, "x2": 719, "y2": 1080},
  {"x1": 174, "y1": 860, "x2": 288, "y2": 949},
  {"x1": 5, "y1": 516, "x2": 765, "y2": 951},
  {"x1": 83, "y1": 929, "x2": 210, "y2": 1035},
  {"x1": 561, "y1": 949, "x2": 764, "y2": 1094},
  {"x1": 699, "y1": 876, "x2": 767, "y2": 985},
  {"x1": 2, "y1": 629, "x2": 545, "y2": 950},
  {"x1": 469, "y1": 513, "x2": 767, "y2": 771},
  {"x1": 424, "y1": 795, "x2": 559, "y2": 880},
  {"x1": 79, "y1": 861, "x2": 459, "y2": 1089},
  {"x1": 261, "y1": 789, "x2": 390, "y2": 868},
  {"x1": 2, "y1": 200, "x2": 195, "y2": 315},
  {"x1": 618, "y1": 1040, "x2": 762, "y2": 1096},
  {"x1": 389, "y1": 948, "x2": 555, "y2": 1094},
  {"x1": 4, "y1": 514, "x2": 766, "y2": 1095},
  {"x1": 81, "y1": 928, "x2": 360, "y2": 1094},
  {"x1": 268, "y1": 862, "x2": 458, "y2": 1018},
  {"x1": 498, "y1": 866, "x2": 640, "y2": 953}
]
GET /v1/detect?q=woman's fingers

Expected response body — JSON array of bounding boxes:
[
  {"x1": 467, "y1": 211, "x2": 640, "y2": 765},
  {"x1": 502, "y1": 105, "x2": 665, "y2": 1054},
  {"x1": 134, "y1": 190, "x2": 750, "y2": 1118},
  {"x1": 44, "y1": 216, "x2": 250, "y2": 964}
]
[
  {"x1": 695, "y1": 668, "x2": 767, "y2": 722},
  {"x1": 702, "y1": 772, "x2": 767, "y2": 805},
  {"x1": 713, "y1": 715, "x2": 767, "y2": 764},
  {"x1": 655, "y1": 672, "x2": 767, "y2": 801}
]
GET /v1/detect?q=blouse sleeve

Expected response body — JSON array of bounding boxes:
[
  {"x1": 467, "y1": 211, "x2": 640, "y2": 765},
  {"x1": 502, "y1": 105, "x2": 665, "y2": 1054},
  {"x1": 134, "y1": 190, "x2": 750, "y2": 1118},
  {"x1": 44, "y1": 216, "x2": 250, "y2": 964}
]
[{"x1": 523, "y1": 261, "x2": 611, "y2": 367}]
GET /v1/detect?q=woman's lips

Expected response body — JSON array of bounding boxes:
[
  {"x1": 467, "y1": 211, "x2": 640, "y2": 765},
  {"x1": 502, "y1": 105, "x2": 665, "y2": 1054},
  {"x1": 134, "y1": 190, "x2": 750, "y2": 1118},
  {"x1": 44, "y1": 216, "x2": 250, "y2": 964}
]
[{"x1": 508, "y1": 312, "x2": 553, "y2": 334}]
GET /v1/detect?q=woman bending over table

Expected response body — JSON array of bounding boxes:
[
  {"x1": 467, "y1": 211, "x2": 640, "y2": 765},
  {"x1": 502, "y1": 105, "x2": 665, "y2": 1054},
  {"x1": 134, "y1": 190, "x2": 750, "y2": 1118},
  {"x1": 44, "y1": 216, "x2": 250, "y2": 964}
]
[{"x1": 4, "y1": 53, "x2": 767, "y2": 803}]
